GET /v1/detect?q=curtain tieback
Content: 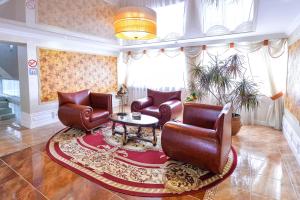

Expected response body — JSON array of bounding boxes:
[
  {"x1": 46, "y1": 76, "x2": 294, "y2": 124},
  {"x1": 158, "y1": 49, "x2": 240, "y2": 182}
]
[{"x1": 270, "y1": 92, "x2": 283, "y2": 100}]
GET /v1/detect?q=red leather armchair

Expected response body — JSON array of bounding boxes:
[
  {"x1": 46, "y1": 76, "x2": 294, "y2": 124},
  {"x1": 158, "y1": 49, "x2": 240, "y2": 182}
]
[
  {"x1": 161, "y1": 103, "x2": 232, "y2": 174},
  {"x1": 57, "y1": 89, "x2": 112, "y2": 132},
  {"x1": 131, "y1": 89, "x2": 183, "y2": 126}
]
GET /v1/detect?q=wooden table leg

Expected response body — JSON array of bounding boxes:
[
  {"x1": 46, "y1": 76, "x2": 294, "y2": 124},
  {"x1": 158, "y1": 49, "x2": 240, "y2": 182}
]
[
  {"x1": 112, "y1": 121, "x2": 116, "y2": 136},
  {"x1": 152, "y1": 125, "x2": 157, "y2": 146},
  {"x1": 122, "y1": 124, "x2": 127, "y2": 145},
  {"x1": 137, "y1": 126, "x2": 142, "y2": 138}
]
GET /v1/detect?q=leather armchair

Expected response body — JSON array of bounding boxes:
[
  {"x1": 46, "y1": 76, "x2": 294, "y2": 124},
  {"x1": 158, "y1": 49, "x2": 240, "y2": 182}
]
[
  {"x1": 161, "y1": 103, "x2": 232, "y2": 174},
  {"x1": 57, "y1": 89, "x2": 112, "y2": 132},
  {"x1": 131, "y1": 89, "x2": 183, "y2": 126}
]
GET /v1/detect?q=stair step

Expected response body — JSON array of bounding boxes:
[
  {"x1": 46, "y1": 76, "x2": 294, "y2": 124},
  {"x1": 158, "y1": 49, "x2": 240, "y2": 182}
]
[
  {"x1": 0, "y1": 101, "x2": 9, "y2": 108},
  {"x1": 0, "y1": 97, "x2": 7, "y2": 101},
  {"x1": 0, "y1": 108, "x2": 12, "y2": 115},
  {"x1": 0, "y1": 113, "x2": 15, "y2": 121}
]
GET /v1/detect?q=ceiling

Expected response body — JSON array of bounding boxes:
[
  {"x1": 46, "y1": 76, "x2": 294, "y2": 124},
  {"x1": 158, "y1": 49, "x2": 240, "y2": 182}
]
[
  {"x1": 256, "y1": 0, "x2": 300, "y2": 35},
  {"x1": 107, "y1": 0, "x2": 300, "y2": 36},
  {"x1": 121, "y1": 0, "x2": 300, "y2": 49}
]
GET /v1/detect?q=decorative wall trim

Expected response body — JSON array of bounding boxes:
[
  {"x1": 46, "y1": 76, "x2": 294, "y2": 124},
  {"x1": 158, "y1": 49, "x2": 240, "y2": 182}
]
[
  {"x1": 121, "y1": 32, "x2": 287, "y2": 51},
  {"x1": 282, "y1": 109, "x2": 300, "y2": 167}
]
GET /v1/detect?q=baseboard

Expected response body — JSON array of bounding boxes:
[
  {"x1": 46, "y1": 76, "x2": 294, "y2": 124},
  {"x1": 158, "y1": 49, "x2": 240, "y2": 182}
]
[
  {"x1": 282, "y1": 110, "x2": 300, "y2": 166},
  {"x1": 21, "y1": 103, "x2": 121, "y2": 129},
  {"x1": 21, "y1": 110, "x2": 59, "y2": 129}
]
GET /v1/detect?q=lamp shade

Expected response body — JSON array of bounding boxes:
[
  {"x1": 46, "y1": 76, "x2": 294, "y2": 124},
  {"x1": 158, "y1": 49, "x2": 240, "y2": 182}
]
[{"x1": 114, "y1": 6, "x2": 157, "y2": 40}]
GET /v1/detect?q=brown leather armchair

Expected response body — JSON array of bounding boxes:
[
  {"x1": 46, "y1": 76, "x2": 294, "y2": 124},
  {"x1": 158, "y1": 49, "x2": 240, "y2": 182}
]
[
  {"x1": 57, "y1": 89, "x2": 112, "y2": 132},
  {"x1": 161, "y1": 103, "x2": 232, "y2": 174},
  {"x1": 131, "y1": 89, "x2": 183, "y2": 126}
]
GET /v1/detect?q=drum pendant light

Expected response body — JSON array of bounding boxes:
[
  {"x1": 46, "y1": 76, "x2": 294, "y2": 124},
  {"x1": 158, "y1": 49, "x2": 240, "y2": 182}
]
[{"x1": 114, "y1": 6, "x2": 157, "y2": 40}]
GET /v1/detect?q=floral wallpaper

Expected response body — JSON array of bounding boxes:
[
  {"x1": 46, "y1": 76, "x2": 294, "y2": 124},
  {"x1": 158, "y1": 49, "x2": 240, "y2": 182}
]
[
  {"x1": 37, "y1": 0, "x2": 115, "y2": 39},
  {"x1": 38, "y1": 48, "x2": 117, "y2": 102},
  {"x1": 285, "y1": 39, "x2": 300, "y2": 121}
]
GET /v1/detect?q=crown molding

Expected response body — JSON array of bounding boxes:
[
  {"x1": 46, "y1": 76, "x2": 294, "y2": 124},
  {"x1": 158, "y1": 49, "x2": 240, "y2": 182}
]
[
  {"x1": 120, "y1": 32, "x2": 287, "y2": 51},
  {"x1": 0, "y1": 18, "x2": 120, "y2": 54}
]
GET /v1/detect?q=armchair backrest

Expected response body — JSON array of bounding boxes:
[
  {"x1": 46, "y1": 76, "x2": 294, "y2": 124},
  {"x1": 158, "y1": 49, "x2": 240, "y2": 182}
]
[
  {"x1": 58, "y1": 89, "x2": 91, "y2": 106},
  {"x1": 215, "y1": 103, "x2": 232, "y2": 168},
  {"x1": 183, "y1": 103, "x2": 222, "y2": 129},
  {"x1": 147, "y1": 89, "x2": 181, "y2": 106}
]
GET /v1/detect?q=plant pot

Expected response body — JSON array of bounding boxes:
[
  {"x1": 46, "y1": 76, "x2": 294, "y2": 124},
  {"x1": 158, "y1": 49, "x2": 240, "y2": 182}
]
[{"x1": 231, "y1": 114, "x2": 241, "y2": 136}]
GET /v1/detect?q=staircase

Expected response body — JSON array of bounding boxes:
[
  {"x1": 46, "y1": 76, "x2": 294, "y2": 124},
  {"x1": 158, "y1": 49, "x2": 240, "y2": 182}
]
[{"x1": 0, "y1": 97, "x2": 15, "y2": 120}]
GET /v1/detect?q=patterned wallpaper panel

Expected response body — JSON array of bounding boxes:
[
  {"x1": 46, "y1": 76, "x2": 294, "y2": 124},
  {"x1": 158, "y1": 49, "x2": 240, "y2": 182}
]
[
  {"x1": 39, "y1": 48, "x2": 117, "y2": 102},
  {"x1": 285, "y1": 39, "x2": 300, "y2": 121},
  {"x1": 37, "y1": 0, "x2": 115, "y2": 39}
]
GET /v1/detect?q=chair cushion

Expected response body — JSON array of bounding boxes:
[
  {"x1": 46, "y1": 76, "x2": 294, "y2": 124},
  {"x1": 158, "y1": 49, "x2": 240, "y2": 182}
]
[
  {"x1": 141, "y1": 106, "x2": 161, "y2": 119},
  {"x1": 58, "y1": 89, "x2": 91, "y2": 106},
  {"x1": 90, "y1": 109, "x2": 109, "y2": 122},
  {"x1": 147, "y1": 89, "x2": 181, "y2": 106}
]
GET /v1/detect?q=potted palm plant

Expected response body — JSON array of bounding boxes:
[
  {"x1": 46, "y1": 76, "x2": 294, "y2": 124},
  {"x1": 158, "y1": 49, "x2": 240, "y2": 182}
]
[{"x1": 189, "y1": 54, "x2": 259, "y2": 135}]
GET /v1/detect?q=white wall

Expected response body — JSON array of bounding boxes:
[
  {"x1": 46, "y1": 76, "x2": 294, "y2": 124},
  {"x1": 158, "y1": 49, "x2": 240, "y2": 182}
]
[
  {"x1": 283, "y1": 26, "x2": 300, "y2": 166},
  {"x1": 0, "y1": 0, "x2": 25, "y2": 22},
  {"x1": 0, "y1": 0, "x2": 120, "y2": 128}
]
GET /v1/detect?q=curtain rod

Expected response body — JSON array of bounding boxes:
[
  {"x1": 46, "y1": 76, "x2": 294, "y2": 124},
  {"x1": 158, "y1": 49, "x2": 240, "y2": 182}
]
[
  {"x1": 121, "y1": 33, "x2": 287, "y2": 51},
  {"x1": 125, "y1": 39, "x2": 272, "y2": 53}
]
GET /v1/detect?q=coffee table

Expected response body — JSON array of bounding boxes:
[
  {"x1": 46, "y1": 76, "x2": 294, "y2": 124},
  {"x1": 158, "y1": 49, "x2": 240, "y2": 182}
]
[{"x1": 109, "y1": 113, "x2": 159, "y2": 146}]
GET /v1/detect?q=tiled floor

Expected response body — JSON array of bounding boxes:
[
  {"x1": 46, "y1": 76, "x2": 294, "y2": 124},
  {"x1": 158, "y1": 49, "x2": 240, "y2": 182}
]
[{"x1": 0, "y1": 119, "x2": 299, "y2": 200}]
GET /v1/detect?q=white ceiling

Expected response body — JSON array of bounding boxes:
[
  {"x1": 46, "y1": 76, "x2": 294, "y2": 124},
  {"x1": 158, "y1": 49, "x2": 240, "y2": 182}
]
[
  {"x1": 121, "y1": 0, "x2": 300, "y2": 49},
  {"x1": 253, "y1": 0, "x2": 300, "y2": 35}
]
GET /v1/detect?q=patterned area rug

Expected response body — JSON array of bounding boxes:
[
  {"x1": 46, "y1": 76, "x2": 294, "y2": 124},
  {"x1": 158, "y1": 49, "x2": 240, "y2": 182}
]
[{"x1": 46, "y1": 124, "x2": 237, "y2": 198}]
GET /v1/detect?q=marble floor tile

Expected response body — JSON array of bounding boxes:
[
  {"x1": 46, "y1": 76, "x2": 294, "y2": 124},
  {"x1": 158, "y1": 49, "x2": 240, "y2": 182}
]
[
  {"x1": 0, "y1": 118, "x2": 299, "y2": 200},
  {"x1": 213, "y1": 179, "x2": 251, "y2": 200},
  {"x1": 0, "y1": 161, "x2": 46, "y2": 200},
  {"x1": 250, "y1": 157, "x2": 287, "y2": 180},
  {"x1": 251, "y1": 174, "x2": 297, "y2": 200}
]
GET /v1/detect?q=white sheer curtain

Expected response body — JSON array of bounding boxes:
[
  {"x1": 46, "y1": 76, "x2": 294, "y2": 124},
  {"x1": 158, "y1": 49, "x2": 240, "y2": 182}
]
[
  {"x1": 185, "y1": 39, "x2": 287, "y2": 130},
  {"x1": 243, "y1": 46, "x2": 287, "y2": 129},
  {"x1": 185, "y1": 0, "x2": 257, "y2": 38},
  {"x1": 120, "y1": 50, "x2": 187, "y2": 103}
]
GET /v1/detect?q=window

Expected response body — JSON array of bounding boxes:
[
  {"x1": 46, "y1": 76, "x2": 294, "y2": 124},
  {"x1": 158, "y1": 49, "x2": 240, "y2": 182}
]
[
  {"x1": 2, "y1": 79, "x2": 20, "y2": 97},
  {"x1": 126, "y1": 52, "x2": 186, "y2": 90},
  {"x1": 154, "y1": 2, "x2": 185, "y2": 39}
]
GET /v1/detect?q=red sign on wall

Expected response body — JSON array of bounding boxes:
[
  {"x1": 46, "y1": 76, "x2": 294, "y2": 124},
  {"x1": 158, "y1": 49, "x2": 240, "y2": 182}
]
[
  {"x1": 25, "y1": 0, "x2": 35, "y2": 9},
  {"x1": 28, "y1": 59, "x2": 37, "y2": 68},
  {"x1": 27, "y1": 59, "x2": 38, "y2": 75}
]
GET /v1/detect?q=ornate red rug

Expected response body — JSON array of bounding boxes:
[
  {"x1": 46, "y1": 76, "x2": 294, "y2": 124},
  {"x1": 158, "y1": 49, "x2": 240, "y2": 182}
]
[{"x1": 46, "y1": 124, "x2": 237, "y2": 198}]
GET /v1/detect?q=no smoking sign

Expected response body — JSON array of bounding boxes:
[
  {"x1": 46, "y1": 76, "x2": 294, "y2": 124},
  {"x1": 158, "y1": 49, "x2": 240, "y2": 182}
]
[
  {"x1": 28, "y1": 59, "x2": 38, "y2": 75},
  {"x1": 28, "y1": 59, "x2": 37, "y2": 68},
  {"x1": 25, "y1": 0, "x2": 35, "y2": 9}
]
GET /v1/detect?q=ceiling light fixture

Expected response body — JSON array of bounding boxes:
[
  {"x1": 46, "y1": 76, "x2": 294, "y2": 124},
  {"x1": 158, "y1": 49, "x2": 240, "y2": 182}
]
[{"x1": 114, "y1": 6, "x2": 157, "y2": 40}]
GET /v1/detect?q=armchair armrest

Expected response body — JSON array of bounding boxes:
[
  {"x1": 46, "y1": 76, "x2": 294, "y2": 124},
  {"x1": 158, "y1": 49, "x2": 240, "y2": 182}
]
[
  {"x1": 162, "y1": 121, "x2": 217, "y2": 141},
  {"x1": 159, "y1": 100, "x2": 182, "y2": 125},
  {"x1": 131, "y1": 97, "x2": 153, "y2": 112},
  {"x1": 161, "y1": 121, "x2": 218, "y2": 165},
  {"x1": 58, "y1": 104, "x2": 93, "y2": 130},
  {"x1": 90, "y1": 93, "x2": 112, "y2": 114},
  {"x1": 161, "y1": 121, "x2": 220, "y2": 173}
]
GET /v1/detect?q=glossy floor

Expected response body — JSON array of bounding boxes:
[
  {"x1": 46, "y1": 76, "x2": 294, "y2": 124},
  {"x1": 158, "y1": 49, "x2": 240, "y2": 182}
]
[{"x1": 0, "y1": 119, "x2": 299, "y2": 199}]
